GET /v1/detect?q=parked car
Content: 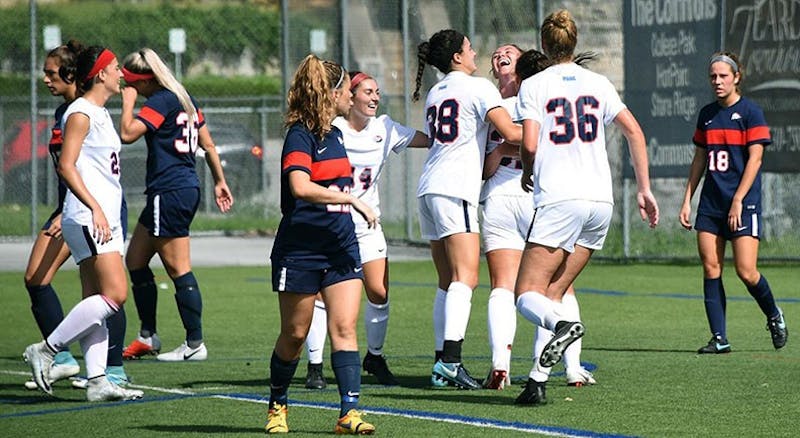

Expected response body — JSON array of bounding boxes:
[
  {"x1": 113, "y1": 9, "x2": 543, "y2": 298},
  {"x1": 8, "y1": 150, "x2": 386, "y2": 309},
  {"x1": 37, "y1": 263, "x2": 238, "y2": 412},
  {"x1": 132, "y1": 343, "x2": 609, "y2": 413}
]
[
  {"x1": 119, "y1": 121, "x2": 266, "y2": 208},
  {"x1": 3, "y1": 119, "x2": 266, "y2": 208}
]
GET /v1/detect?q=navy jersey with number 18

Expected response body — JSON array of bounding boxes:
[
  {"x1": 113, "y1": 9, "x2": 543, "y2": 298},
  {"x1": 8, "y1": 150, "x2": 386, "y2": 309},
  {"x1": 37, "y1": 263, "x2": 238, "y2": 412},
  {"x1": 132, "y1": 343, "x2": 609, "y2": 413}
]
[
  {"x1": 270, "y1": 123, "x2": 359, "y2": 270},
  {"x1": 692, "y1": 96, "x2": 770, "y2": 218}
]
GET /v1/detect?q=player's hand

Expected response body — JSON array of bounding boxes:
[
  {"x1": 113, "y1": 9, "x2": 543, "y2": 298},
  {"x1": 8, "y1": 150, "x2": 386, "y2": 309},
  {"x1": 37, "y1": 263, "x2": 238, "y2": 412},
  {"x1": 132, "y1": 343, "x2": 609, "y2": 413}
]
[
  {"x1": 637, "y1": 189, "x2": 659, "y2": 228},
  {"x1": 678, "y1": 202, "x2": 693, "y2": 230},
  {"x1": 352, "y1": 197, "x2": 378, "y2": 229},
  {"x1": 121, "y1": 85, "x2": 138, "y2": 103},
  {"x1": 728, "y1": 199, "x2": 743, "y2": 232},
  {"x1": 214, "y1": 183, "x2": 234, "y2": 213},
  {"x1": 521, "y1": 169, "x2": 534, "y2": 193},
  {"x1": 91, "y1": 209, "x2": 111, "y2": 244},
  {"x1": 44, "y1": 213, "x2": 63, "y2": 239}
]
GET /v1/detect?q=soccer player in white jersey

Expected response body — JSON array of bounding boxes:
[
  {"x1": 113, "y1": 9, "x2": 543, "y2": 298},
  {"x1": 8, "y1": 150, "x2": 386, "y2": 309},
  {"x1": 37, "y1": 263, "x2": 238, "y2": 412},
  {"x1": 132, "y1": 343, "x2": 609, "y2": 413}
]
[
  {"x1": 480, "y1": 45, "x2": 595, "y2": 390},
  {"x1": 412, "y1": 29, "x2": 522, "y2": 389},
  {"x1": 23, "y1": 45, "x2": 143, "y2": 402},
  {"x1": 303, "y1": 71, "x2": 428, "y2": 388},
  {"x1": 513, "y1": 10, "x2": 659, "y2": 405}
]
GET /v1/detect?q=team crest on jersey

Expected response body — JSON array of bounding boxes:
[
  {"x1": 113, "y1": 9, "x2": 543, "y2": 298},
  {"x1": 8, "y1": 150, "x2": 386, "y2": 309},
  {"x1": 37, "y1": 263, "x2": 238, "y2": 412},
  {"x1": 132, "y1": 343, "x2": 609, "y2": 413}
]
[
  {"x1": 731, "y1": 112, "x2": 742, "y2": 120},
  {"x1": 373, "y1": 135, "x2": 383, "y2": 143}
]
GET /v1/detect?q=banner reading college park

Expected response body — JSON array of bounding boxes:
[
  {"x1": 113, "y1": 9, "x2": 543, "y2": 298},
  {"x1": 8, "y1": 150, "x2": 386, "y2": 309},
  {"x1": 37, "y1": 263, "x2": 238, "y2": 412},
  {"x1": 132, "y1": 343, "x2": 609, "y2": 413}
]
[{"x1": 623, "y1": 0, "x2": 800, "y2": 178}]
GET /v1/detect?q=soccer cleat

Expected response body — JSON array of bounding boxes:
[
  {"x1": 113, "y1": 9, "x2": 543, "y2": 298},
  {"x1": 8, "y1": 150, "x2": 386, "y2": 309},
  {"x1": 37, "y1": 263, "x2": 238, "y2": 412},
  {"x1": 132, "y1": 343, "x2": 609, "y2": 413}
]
[
  {"x1": 566, "y1": 366, "x2": 596, "y2": 386},
  {"x1": 335, "y1": 409, "x2": 375, "y2": 435},
  {"x1": 71, "y1": 377, "x2": 88, "y2": 389},
  {"x1": 697, "y1": 335, "x2": 731, "y2": 354},
  {"x1": 305, "y1": 362, "x2": 327, "y2": 389},
  {"x1": 23, "y1": 351, "x2": 80, "y2": 390},
  {"x1": 539, "y1": 321, "x2": 585, "y2": 368},
  {"x1": 23, "y1": 341, "x2": 56, "y2": 395},
  {"x1": 767, "y1": 308, "x2": 788, "y2": 350},
  {"x1": 86, "y1": 375, "x2": 143, "y2": 402},
  {"x1": 265, "y1": 403, "x2": 289, "y2": 434},
  {"x1": 156, "y1": 342, "x2": 207, "y2": 362},
  {"x1": 362, "y1": 353, "x2": 399, "y2": 386},
  {"x1": 122, "y1": 334, "x2": 161, "y2": 359},
  {"x1": 483, "y1": 369, "x2": 508, "y2": 390},
  {"x1": 431, "y1": 360, "x2": 481, "y2": 390},
  {"x1": 430, "y1": 373, "x2": 451, "y2": 387},
  {"x1": 515, "y1": 378, "x2": 547, "y2": 405}
]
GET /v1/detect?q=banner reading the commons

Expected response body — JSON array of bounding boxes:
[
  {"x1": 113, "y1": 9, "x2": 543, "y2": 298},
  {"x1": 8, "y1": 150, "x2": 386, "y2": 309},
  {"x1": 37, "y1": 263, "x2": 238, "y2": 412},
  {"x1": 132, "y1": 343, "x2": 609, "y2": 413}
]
[{"x1": 623, "y1": 0, "x2": 800, "y2": 177}]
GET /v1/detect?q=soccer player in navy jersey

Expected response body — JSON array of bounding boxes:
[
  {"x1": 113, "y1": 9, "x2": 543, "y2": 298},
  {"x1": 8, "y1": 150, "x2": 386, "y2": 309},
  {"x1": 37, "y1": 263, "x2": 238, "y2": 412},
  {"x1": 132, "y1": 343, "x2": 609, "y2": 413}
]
[
  {"x1": 680, "y1": 51, "x2": 788, "y2": 354},
  {"x1": 265, "y1": 55, "x2": 377, "y2": 435},
  {"x1": 119, "y1": 48, "x2": 233, "y2": 362}
]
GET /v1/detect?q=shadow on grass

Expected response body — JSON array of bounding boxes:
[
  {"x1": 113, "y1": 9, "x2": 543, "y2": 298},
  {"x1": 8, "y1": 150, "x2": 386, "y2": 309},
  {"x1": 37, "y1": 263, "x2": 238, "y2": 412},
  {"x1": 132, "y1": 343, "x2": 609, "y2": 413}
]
[{"x1": 130, "y1": 425, "x2": 268, "y2": 434}]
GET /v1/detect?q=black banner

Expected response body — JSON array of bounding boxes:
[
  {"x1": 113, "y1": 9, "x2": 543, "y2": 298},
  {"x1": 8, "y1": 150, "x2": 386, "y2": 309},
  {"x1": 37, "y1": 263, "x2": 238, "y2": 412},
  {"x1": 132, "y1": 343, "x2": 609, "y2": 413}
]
[
  {"x1": 623, "y1": 0, "x2": 800, "y2": 177},
  {"x1": 724, "y1": 0, "x2": 800, "y2": 173}
]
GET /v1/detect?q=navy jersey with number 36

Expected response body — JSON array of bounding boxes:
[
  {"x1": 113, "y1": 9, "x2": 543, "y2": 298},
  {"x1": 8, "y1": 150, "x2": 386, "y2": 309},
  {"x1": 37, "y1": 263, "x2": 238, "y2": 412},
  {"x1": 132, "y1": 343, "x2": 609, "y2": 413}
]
[{"x1": 135, "y1": 88, "x2": 205, "y2": 194}]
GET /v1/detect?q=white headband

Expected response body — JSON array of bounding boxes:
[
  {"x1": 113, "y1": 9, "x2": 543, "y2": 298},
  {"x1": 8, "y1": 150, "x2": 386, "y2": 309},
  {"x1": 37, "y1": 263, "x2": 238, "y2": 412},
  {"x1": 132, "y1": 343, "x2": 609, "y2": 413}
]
[
  {"x1": 333, "y1": 68, "x2": 345, "y2": 89},
  {"x1": 709, "y1": 55, "x2": 739, "y2": 73}
]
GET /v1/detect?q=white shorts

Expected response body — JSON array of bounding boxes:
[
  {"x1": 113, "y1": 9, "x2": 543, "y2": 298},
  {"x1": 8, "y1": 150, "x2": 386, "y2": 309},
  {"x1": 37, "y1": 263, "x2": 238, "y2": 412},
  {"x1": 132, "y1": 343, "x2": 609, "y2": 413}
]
[
  {"x1": 62, "y1": 223, "x2": 125, "y2": 264},
  {"x1": 527, "y1": 200, "x2": 613, "y2": 253},
  {"x1": 481, "y1": 195, "x2": 533, "y2": 252},
  {"x1": 418, "y1": 194, "x2": 479, "y2": 240},
  {"x1": 356, "y1": 222, "x2": 388, "y2": 264}
]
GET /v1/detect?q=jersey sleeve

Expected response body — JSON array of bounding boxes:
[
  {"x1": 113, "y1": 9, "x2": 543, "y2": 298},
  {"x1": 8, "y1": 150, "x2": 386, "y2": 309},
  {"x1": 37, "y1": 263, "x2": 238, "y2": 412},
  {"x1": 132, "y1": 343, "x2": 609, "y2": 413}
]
[
  {"x1": 515, "y1": 76, "x2": 542, "y2": 123},
  {"x1": 381, "y1": 115, "x2": 418, "y2": 154},
  {"x1": 136, "y1": 93, "x2": 167, "y2": 131},
  {"x1": 473, "y1": 78, "x2": 504, "y2": 122},
  {"x1": 745, "y1": 103, "x2": 771, "y2": 147},
  {"x1": 600, "y1": 77, "x2": 627, "y2": 124},
  {"x1": 281, "y1": 125, "x2": 314, "y2": 175}
]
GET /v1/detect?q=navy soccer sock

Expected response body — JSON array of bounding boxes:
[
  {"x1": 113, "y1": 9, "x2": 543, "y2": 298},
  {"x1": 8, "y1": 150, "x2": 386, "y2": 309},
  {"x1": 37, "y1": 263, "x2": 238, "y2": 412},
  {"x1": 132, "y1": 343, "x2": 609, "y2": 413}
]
[
  {"x1": 331, "y1": 350, "x2": 361, "y2": 417},
  {"x1": 106, "y1": 305, "x2": 126, "y2": 367},
  {"x1": 26, "y1": 284, "x2": 64, "y2": 337},
  {"x1": 130, "y1": 267, "x2": 158, "y2": 337},
  {"x1": 269, "y1": 351, "x2": 299, "y2": 409},
  {"x1": 441, "y1": 340, "x2": 463, "y2": 363},
  {"x1": 703, "y1": 277, "x2": 727, "y2": 339},
  {"x1": 747, "y1": 275, "x2": 780, "y2": 318},
  {"x1": 173, "y1": 272, "x2": 203, "y2": 346}
]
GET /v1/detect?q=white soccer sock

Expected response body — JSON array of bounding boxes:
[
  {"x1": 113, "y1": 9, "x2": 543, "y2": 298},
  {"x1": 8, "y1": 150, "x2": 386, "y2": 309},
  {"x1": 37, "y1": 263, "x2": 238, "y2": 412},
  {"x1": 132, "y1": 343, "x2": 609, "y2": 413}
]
[
  {"x1": 444, "y1": 282, "x2": 473, "y2": 342},
  {"x1": 47, "y1": 294, "x2": 118, "y2": 351},
  {"x1": 487, "y1": 288, "x2": 516, "y2": 371},
  {"x1": 80, "y1": 320, "x2": 108, "y2": 379},
  {"x1": 561, "y1": 293, "x2": 583, "y2": 370},
  {"x1": 433, "y1": 288, "x2": 447, "y2": 351},
  {"x1": 364, "y1": 299, "x2": 389, "y2": 356},
  {"x1": 531, "y1": 326, "x2": 554, "y2": 382},
  {"x1": 516, "y1": 291, "x2": 559, "y2": 331},
  {"x1": 306, "y1": 300, "x2": 327, "y2": 364}
]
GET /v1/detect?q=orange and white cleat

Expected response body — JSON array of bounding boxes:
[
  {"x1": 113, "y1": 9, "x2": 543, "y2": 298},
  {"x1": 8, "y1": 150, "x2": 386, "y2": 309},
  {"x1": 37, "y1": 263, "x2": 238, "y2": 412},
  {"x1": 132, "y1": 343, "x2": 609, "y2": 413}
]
[{"x1": 122, "y1": 334, "x2": 161, "y2": 360}]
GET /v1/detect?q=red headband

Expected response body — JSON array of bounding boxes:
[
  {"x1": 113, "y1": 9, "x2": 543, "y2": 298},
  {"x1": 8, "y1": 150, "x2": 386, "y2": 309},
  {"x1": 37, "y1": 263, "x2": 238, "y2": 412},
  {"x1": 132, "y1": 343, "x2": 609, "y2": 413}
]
[
  {"x1": 122, "y1": 67, "x2": 155, "y2": 83},
  {"x1": 350, "y1": 72, "x2": 372, "y2": 91},
  {"x1": 84, "y1": 49, "x2": 116, "y2": 82}
]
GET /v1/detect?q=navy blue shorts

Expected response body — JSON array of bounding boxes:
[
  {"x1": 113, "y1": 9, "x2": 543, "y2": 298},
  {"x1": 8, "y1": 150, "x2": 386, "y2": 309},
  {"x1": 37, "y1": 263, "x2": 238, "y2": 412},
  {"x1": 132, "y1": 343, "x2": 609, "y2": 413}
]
[
  {"x1": 138, "y1": 187, "x2": 200, "y2": 238},
  {"x1": 271, "y1": 263, "x2": 364, "y2": 294},
  {"x1": 695, "y1": 212, "x2": 761, "y2": 240}
]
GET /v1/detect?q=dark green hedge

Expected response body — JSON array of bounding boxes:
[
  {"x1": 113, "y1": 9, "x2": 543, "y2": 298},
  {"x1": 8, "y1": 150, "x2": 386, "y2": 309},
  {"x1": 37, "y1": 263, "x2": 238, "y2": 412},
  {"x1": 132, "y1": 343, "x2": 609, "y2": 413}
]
[{"x1": 1, "y1": 1, "x2": 280, "y2": 82}]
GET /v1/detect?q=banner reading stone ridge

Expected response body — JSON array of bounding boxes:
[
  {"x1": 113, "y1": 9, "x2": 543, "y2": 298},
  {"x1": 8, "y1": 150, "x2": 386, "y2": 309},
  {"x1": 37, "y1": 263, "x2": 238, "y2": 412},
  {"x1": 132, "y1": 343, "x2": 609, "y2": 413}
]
[{"x1": 623, "y1": 0, "x2": 721, "y2": 178}]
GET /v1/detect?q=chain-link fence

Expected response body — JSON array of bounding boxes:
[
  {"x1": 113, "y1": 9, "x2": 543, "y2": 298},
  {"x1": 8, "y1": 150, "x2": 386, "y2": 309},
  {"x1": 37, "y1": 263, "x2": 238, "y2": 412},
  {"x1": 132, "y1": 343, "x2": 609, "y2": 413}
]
[{"x1": 2, "y1": 0, "x2": 798, "y2": 260}]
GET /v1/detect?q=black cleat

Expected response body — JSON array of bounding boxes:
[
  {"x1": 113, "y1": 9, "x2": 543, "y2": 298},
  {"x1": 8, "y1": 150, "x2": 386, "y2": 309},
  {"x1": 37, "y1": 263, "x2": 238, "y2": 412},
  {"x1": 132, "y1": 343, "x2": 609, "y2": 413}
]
[
  {"x1": 539, "y1": 321, "x2": 585, "y2": 368},
  {"x1": 363, "y1": 353, "x2": 399, "y2": 385},
  {"x1": 305, "y1": 362, "x2": 326, "y2": 389},
  {"x1": 767, "y1": 308, "x2": 788, "y2": 350},
  {"x1": 697, "y1": 335, "x2": 731, "y2": 354},
  {"x1": 515, "y1": 378, "x2": 547, "y2": 405}
]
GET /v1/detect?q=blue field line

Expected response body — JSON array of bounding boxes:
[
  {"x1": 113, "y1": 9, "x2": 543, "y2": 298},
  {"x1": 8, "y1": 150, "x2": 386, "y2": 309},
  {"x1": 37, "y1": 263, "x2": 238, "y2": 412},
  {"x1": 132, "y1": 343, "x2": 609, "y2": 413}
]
[
  {"x1": 220, "y1": 392, "x2": 638, "y2": 438},
  {"x1": 1, "y1": 389, "x2": 634, "y2": 437}
]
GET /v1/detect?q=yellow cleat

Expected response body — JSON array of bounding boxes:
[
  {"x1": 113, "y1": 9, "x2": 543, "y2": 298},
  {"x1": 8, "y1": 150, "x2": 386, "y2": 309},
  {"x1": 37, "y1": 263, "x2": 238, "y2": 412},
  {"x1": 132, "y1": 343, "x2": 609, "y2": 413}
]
[
  {"x1": 265, "y1": 403, "x2": 288, "y2": 434},
  {"x1": 335, "y1": 409, "x2": 375, "y2": 435}
]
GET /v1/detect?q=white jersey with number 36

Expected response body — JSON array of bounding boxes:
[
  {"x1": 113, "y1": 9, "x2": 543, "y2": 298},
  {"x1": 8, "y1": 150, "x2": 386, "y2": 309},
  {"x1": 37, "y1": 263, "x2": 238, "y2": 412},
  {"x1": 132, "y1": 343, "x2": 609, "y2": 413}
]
[
  {"x1": 417, "y1": 71, "x2": 504, "y2": 205},
  {"x1": 516, "y1": 62, "x2": 626, "y2": 207}
]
